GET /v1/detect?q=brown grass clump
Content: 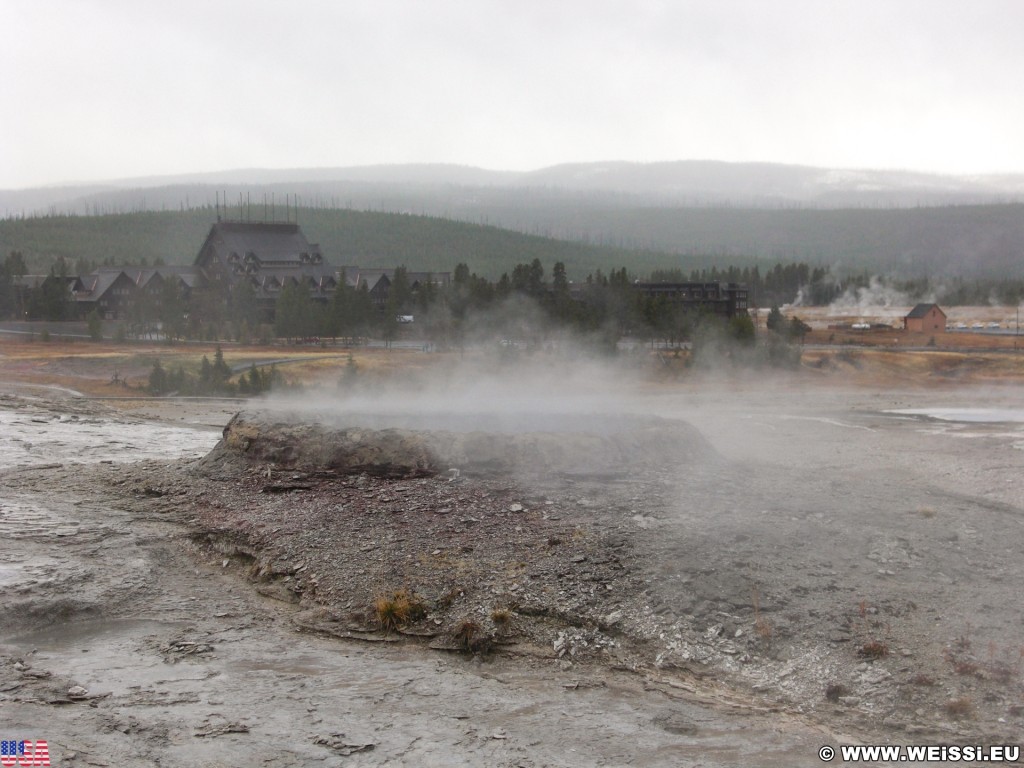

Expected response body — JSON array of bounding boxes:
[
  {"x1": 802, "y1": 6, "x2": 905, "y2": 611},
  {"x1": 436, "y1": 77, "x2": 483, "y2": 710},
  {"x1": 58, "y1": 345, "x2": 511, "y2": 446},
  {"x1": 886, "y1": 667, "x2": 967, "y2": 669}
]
[
  {"x1": 751, "y1": 587, "x2": 773, "y2": 643},
  {"x1": 374, "y1": 589, "x2": 426, "y2": 632},
  {"x1": 754, "y1": 616, "x2": 774, "y2": 641},
  {"x1": 951, "y1": 658, "x2": 980, "y2": 677},
  {"x1": 490, "y1": 608, "x2": 513, "y2": 629},
  {"x1": 824, "y1": 683, "x2": 850, "y2": 703},
  {"x1": 451, "y1": 618, "x2": 493, "y2": 654},
  {"x1": 943, "y1": 697, "x2": 973, "y2": 719},
  {"x1": 857, "y1": 640, "x2": 890, "y2": 660},
  {"x1": 454, "y1": 619, "x2": 481, "y2": 649}
]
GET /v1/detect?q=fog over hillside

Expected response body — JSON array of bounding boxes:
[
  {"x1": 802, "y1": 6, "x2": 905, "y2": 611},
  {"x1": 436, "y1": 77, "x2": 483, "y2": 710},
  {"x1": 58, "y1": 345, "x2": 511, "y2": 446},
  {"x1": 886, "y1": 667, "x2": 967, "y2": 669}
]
[
  {"x1": 4, "y1": 161, "x2": 1024, "y2": 280},
  {"x1": 5, "y1": 161, "x2": 1024, "y2": 218}
]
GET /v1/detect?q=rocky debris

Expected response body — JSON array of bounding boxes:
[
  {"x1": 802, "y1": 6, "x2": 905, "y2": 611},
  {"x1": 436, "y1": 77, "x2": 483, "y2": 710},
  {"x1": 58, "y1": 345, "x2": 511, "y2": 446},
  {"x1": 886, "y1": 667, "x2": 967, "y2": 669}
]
[
  {"x1": 194, "y1": 716, "x2": 250, "y2": 738},
  {"x1": 313, "y1": 734, "x2": 376, "y2": 755},
  {"x1": 159, "y1": 638, "x2": 215, "y2": 663},
  {"x1": 200, "y1": 409, "x2": 719, "y2": 480}
]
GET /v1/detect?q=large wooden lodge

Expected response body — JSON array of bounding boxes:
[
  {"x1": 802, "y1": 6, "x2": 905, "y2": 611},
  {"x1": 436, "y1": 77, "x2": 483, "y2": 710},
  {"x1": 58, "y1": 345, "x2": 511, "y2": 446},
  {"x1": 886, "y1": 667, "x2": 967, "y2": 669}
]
[
  {"x1": 24, "y1": 219, "x2": 750, "y2": 324},
  {"x1": 52, "y1": 220, "x2": 449, "y2": 322}
]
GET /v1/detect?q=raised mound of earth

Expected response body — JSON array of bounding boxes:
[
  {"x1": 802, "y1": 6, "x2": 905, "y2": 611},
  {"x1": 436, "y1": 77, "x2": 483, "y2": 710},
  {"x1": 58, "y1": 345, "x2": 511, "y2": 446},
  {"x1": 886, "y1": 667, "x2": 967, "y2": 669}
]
[{"x1": 200, "y1": 410, "x2": 718, "y2": 478}]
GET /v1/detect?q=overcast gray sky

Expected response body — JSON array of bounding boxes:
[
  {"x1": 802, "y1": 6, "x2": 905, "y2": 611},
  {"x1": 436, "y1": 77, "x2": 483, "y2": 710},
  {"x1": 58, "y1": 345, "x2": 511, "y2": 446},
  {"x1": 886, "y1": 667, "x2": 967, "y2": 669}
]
[{"x1": 3, "y1": 0, "x2": 1023, "y2": 189}]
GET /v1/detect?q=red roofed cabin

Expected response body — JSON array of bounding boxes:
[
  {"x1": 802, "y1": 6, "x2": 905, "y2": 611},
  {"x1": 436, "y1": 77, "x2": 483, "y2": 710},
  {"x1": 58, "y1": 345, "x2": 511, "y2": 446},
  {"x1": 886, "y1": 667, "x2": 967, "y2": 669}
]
[{"x1": 904, "y1": 303, "x2": 946, "y2": 334}]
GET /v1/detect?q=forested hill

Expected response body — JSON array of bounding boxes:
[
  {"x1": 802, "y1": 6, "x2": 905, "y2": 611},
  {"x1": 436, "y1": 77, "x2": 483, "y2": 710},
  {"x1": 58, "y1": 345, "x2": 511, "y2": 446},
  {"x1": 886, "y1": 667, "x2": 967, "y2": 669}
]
[
  {"x1": 0, "y1": 207, "x2": 719, "y2": 280},
  {"x1": 4, "y1": 201, "x2": 1024, "y2": 281}
]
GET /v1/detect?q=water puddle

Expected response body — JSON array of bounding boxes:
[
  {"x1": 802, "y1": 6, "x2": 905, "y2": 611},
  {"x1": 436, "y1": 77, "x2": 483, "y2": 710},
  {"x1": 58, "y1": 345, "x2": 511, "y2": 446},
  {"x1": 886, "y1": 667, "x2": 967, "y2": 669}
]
[
  {"x1": 3, "y1": 618, "x2": 178, "y2": 651},
  {"x1": 0, "y1": 410, "x2": 219, "y2": 467},
  {"x1": 886, "y1": 407, "x2": 1024, "y2": 423},
  {"x1": 2, "y1": 619, "x2": 192, "y2": 697}
]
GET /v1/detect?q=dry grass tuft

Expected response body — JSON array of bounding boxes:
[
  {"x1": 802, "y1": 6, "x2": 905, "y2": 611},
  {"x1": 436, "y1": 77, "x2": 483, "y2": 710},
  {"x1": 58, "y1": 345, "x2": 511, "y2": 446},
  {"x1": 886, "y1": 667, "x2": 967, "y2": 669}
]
[
  {"x1": 857, "y1": 640, "x2": 890, "y2": 660},
  {"x1": 951, "y1": 658, "x2": 980, "y2": 677},
  {"x1": 824, "y1": 683, "x2": 850, "y2": 702},
  {"x1": 452, "y1": 618, "x2": 492, "y2": 654},
  {"x1": 454, "y1": 618, "x2": 481, "y2": 649},
  {"x1": 374, "y1": 589, "x2": 426, "y2": 632},
  {"x1": 751, "y1": 587, "x2": 773, "y2": 643},
  {"x1": 490, "y1": 608, "x2": 513, "y2": 629},
  {"x1": 943, "y1": 697, "x2": 973, "y2": 719}
]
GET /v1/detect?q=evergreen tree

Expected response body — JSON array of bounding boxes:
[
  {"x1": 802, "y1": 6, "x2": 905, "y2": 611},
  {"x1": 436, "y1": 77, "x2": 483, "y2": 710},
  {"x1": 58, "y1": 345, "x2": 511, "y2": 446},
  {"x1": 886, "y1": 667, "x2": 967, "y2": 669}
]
[
  {"x1": 389, "y1": 266, "x2": 411, "y2": 313},
  {"x1": 87, "y1": 309, "x2": 103, "y2": 341},
  {"x1": 247, "y1": 364, "x2": 264, "y2": 394},
  {"x1": 148, "y1": 360, "x2": 168, "y2": 394},
  {"x1": 159, "y1": 278, "x2": 187, "y2": 341},
  {"x1": 32, "y1": 262, "x2": 70, "y2": 321},
  {"x1": 212, "y1": 345, "x2": 231, "y2": 387},
  {"x1": 275, "y1": 280, "x2": 315, "y2": 340},
  {"x1": 231, "y1": 279, "x2": 260, "y2": 329}
]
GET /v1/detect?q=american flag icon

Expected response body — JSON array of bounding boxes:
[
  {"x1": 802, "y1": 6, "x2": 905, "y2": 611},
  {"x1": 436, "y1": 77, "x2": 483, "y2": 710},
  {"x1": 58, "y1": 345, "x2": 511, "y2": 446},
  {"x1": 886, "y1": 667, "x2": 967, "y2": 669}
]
[{"x1": 0, "y1": 741, "x2": 50, "y2": 767}]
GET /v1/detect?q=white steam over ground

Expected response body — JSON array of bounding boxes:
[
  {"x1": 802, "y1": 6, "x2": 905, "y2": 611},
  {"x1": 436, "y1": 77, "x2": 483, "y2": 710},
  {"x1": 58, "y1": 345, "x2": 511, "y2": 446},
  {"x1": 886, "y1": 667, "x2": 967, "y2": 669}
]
[
  {"x1": 824, "y1": 276, "x2": 925, "y2": 319},
  {"x1": 266, "y1": 353, "x2": 657, "y2": 435}
]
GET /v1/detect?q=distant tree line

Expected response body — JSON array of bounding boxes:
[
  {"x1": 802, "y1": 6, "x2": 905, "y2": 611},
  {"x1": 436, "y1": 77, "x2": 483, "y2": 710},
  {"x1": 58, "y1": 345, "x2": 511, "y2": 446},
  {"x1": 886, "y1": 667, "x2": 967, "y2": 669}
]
[
  {"x1": 6, "y1": 249, "x2": 1024, "y2": 349},
  {"x1": 651, "y1": 262, "x2": 1024, "y2": 308},
  {"x1": 148, "y1": 345, "x2": 284, "y2": 396}
]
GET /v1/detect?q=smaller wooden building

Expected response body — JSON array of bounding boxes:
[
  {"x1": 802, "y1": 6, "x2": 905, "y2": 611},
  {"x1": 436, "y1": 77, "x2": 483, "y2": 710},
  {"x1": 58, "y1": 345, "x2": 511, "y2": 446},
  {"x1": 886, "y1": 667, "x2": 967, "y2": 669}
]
[{"x1": 904, "y1": 303, "x2": 946, "y2": 333}]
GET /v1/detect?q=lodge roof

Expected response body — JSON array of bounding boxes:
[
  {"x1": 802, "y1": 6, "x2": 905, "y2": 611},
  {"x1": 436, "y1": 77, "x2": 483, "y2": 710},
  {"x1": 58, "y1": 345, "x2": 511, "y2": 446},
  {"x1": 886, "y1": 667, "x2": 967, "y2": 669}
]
[
  {"x1": 198, "y1": 222, "x2": 321, "y2": 267},
  {"x1": 905, "y1": 303, "x2": 945, "y2": 319}
]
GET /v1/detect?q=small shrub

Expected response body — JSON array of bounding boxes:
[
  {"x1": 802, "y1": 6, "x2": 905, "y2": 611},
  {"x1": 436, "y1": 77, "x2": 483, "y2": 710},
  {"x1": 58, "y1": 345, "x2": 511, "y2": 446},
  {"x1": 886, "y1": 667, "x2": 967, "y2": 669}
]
[
  {"x1": 751, "y1": 587, "x2": 773, "y2": 643},
  {"x1": 754, "y1": 616, "x2": 774, "y2": 641},
  {"x1": 825, "y1": 683, "x2": 850, "y2": 702},
  {"x1": 986, "y1": 661, "x2": 1014, "y2": 685},
  {"x1": 454, "y1": 618, "x2": 481, "y2": 650},
  {"x1": 436, "y1": 587, "x2": 462, "y2": 609},
  {"x1": 952, "y1": 628, "x2": 972, "y2": 652},
  {"x1": 490, "y1": 608, "x2": 513, "y2": 630},
  {"x1": 858, "y1": 641, "x2": 890, "y2": 660},
  {"x1": 374, "y1": 589, "x2": 426, "y2": 632},
  {"x1": 943, "y1": 697, "x2": 973, "y2": 719},
  {"x1": 452, "y1": 618, "x2": 492, "y2": 654},
  {"x1": 951, "y1": 658, "x2": 980, "y2": 676}
]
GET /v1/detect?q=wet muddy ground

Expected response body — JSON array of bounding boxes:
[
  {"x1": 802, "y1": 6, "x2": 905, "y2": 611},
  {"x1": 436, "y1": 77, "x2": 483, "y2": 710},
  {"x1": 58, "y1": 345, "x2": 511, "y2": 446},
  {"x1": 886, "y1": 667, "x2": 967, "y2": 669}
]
[{"x1": 1, "y1": 381, "x2": 1022, "y2": 766}]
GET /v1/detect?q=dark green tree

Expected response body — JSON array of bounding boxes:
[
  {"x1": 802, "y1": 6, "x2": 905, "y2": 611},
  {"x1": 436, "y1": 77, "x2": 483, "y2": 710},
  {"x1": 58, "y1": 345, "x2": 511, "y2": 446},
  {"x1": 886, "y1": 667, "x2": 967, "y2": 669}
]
[
  {"x1": 381, "y1": 295, "x2": 400, "y2": 348},
  {"x1": 728, "y1": 313, "x2": 756, "y2": 345},
  {"x1": 274, "y1": 280, "x2": 315, "y2": 340},
  {"x1": 212, "y1": 345, "x2": 231, "y2": 387},
  {"x1": 549, "y1": 261, "x2": 573, "y2": 323},
  {"x1": 86, "y1": 309, "x2": 103, "y2": 341},
  {"x1": 199, "y1": 355, "x2": 212, "y2": 387},
  {"x1": 389, "y1": 266, "x2": 412, "y2": 313},
  {"x1": 231, "y1": 279, "x2": 260, "y2": 330},
  {"x1": 788, "y1": 316, "x2": 811, "y2": 343},
  {"x1": 159, "y1": 278, "x2": 187, "y2": 341},
  {"x1": 31, "y1": 261, "x2": 70, "y2": 321},
  {"x1": 247, "y1": 364, "x2": 265, "y2": 394},
  {"x1": 148, "y1": 360, "x2": 168, "y2": 394}
]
